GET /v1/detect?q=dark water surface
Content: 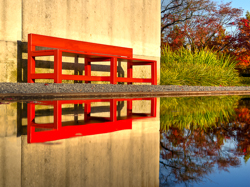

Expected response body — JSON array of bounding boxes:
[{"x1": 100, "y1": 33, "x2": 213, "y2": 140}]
[{"x1": 0, "y1": 96, "x2": 250, "y2": 187}]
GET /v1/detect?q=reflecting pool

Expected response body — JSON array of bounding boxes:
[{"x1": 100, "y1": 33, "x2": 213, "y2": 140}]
[
  {"x1": 0, "y1": 98, "x2": 159, "y2": 187},
  {"x1": 0, "y1": 96, "x2": 250, "y2": 187}
]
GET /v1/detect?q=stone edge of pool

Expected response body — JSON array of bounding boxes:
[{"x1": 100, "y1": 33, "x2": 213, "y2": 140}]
[{"x1": 1, "y1": 90, "x2": 250, "y2": 101}]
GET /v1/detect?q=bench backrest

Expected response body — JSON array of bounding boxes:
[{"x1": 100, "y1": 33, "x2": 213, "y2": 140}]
[{"x1": 28, "y1": 33, "x2": 133, "y2": 58}]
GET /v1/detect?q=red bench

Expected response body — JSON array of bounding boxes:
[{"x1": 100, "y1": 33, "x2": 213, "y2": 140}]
[{"x1": 27, "y1": 33, "x2": 157, "y2": 85}]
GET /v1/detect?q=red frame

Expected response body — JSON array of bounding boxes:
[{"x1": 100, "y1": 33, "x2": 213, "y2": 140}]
[
  {"x1": 27, "y1": 33, "x2": 157, "y2": 85},
  {"x1": 27, "y1": 98, "x2": 157, "y2": 143}
]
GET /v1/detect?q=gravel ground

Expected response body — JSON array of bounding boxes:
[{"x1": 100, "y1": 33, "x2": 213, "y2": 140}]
[{"x1": 1, "y1": 82, "x2": 250, "y2": 94}]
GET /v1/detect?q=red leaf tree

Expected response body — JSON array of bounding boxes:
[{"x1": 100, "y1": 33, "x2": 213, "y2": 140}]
[
  {"x1": 229, "y1": 16, "x2": 250, "y2": 68},
  {"x1": 161, "y1": 1, "x2": 242, "y2": 52}
]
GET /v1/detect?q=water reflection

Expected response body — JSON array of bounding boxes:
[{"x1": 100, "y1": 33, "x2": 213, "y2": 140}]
[
  {"x1": 27, "y1": 98, "x2": 157, "y2": 143},
  {"x1": 2, "y1": 95, "x2": 250, "y2": 186},
  {"x1": 160, "y1": 96, "x2": 250, "y2": 187},
  {"x1": 0, "y1": 97, "x2": 159, "y2": 187}
]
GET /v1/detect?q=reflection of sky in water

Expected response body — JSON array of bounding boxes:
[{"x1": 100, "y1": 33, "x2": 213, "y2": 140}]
[
  {"x1": 193, "y1": 138, "x2": 250, "y2": 187},
  {"x1": 193, "y1": 157, "x2": 250, "y2": 187},
  {"x1": 160, "y1": 135, "x2": 250, "y2": 187}
]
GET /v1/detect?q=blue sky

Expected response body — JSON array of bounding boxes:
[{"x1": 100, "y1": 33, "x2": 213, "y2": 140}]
[{"x1": 214, "y1": 0, "x2": 250, "y2": 17}]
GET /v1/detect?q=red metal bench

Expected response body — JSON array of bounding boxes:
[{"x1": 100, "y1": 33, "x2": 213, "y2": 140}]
[{"x1": 28, "y1": 33, "x2": 157, "y2": 85}]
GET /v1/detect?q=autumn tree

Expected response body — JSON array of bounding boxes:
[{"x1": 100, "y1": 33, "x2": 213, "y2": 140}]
[
  {"x1": 161, "y1": 0, "x2": 215, "y2": 49},
  {"x1": 228, "y1": 16, "x2": 250, "y2": 67},
  {"x1": 161, "y1": 0, "x2": 215, "y2": 33},
  {"x1": 161, "y1": 0, "x2": 242, "y2": 52},
  {"x1": 246, "y1": 11, "x2": 250, "y2": 21}
]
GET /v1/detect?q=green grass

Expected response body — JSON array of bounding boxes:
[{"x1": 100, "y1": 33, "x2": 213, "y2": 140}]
[
  {"x1": 161, "y1": 46, "x2": 241, "y2": 86},
  {"x1": 160, "y1": 96, "x2": 239, "y2": 131}
]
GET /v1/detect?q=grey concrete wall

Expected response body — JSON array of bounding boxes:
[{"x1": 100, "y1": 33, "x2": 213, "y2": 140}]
[
  {"x1": 22, "y1": 0, "x2": 160, "y2": 57},
  {"x1": 0, "y1": 0, "x2": 22, "y2": 41},
  {"x1": 0, "y1": 0, "x2": 161, "y2": 83}
]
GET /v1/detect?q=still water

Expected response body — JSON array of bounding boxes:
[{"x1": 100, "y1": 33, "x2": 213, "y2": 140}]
[{"x1": 0, "y1": 96, "x2": 249, "y2": 187}]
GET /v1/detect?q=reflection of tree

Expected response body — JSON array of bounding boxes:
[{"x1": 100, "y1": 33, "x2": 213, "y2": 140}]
[
  {"x1": 160, "y1": 126, "x2": 241, "y2": 186},
  {"x1": 227, "y1": 104, "x2": 250, "y2": 163},
  {"x1": 159, "y1": 96, "x2": 250, "y2": 186}
]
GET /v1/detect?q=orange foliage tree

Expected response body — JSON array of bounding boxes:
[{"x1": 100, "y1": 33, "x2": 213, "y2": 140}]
[
  {"x1": 161, "y1": 1, "x2": 242, "y2": 52},
  {"x1": 228, "y1": 17, "x2": 250, "y2": 68}
]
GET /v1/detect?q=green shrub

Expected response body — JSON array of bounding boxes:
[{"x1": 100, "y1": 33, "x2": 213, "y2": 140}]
[
  {"x1": 239, "y1": 77, "x2": 250, "y2": 86},
  {"x1": 160, "y1": 96, "x2": 239, "y2": 131},
  {"x1": 161, "y1": 46, "x2": 241, "y2": 86}
]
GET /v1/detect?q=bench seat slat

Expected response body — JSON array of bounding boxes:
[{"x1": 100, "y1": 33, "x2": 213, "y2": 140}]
[
  {"x1": 30, "y1": 73, "x2": 55, "y2": 79},
  {"x1": 117, "y1": 57, "x2": 156, "y2": 62},
  {"x1": 29, "y1": 34, "x2": 133, "y2": 58},
  {"x1": 129, "y1": 62, "x2": 153, "y2": 66},
  {"x1": 62, "y1": 75, "x2": 110, "y2": 81},
  {"x1": 28, "y1": 119, "x2": 132, "y2": 143},
  {"x1": 55, "y1": 99, "x2": 111, "y2": 104},
  {"x1": 117, "y1": 77, "x2": 152, "y2": 83},
  {"x1": 31, "y1": 50, "x2": 56, "y2": 56},
  {"x1": 30, "y1": 122, "x2": 57, "y2": 129}
]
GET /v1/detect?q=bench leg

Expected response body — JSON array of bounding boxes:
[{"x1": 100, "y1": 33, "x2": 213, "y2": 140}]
[
  {"x1": 28, "y1": 35, "x2": 36, "y2": 83},
  {"x1": 53, "y1": 101, "x2": 61, "y2": 130},
  {"x1": 151, "y1": 97, "x2": 157, "y2": 117},
  {"x1": 110, "y1": 99, "x2": 117, "y2": 122},
  {"x1": 27, "y1": 103, "x2": 35, "y2": 143},
  {"x1": 110, "y1": 57, "x2": 117, "y2": 84},
  {"x1": 27, "y1": 56, "x2": 36, "y2": 83},
  {"x1": 127, "y1": 100, "x2": 132, "y2": 116},
  {"x1": 151, "y1": 61, "x2": 157, "y2": 85},
  {"x1": 127, "y1": 61, "x2": 133, "y2": 85},
  {"x1": 74, "y1": 55, "x2": 82, "y2": 83},
  {"x1": 54, "y1": 50, "x2": 62, "y2": 83},
  {"x1": 85, "y1": 58, "x2": 91, "y2": 84},
  {"x1": 84, "y1": 103, "x2": 91, "y2": 121}
]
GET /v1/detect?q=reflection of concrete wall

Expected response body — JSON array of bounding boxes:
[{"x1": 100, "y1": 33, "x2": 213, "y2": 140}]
[
  {"x1": 21, "y1": 98, "x2": 160, "y2": 187},
  {"x1": 21, "y1": 125, "x2": 159, "y2": 187},
  {"x1": 0, "y1": 103, "x2": 21, "y2": 187},
  {"x1": 0, "y1": 137, "x2": 21, "y2": 187},
  {"x1": 0, "y1": 0, "x2": 161, "y2": 83}
]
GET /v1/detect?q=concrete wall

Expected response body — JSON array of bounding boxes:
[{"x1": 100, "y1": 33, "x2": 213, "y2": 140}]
[
  {"x1": 0, "y1": 0, "x2": 161, "y2": 84},
  {"x1": 0, "y1": 0, "x2": 22, "y2": 82},
  {"x1": 0, "y1": 0, "x2": 22, "y2": 41}
]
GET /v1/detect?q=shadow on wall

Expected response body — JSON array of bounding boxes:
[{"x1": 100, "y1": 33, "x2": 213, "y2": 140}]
[{"x1": 16, "y1": 41, "x2": 124, "y2": 83}]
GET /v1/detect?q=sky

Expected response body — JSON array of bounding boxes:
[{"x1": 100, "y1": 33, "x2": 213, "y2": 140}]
[
  {"x1": 214, "y1": 0, "x2": 250, "y2": 17},
  {"x1": 213, "y1": 0, "x2": 250, "y2": 32}
]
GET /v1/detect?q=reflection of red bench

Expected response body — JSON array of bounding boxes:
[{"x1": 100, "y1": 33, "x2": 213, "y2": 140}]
[
  {"x1": 27, "y1": 98, "x2": 157, "y2": 143},
  {"x1": 28, "y1": 33, "x2": 157, "y2": 84}
]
